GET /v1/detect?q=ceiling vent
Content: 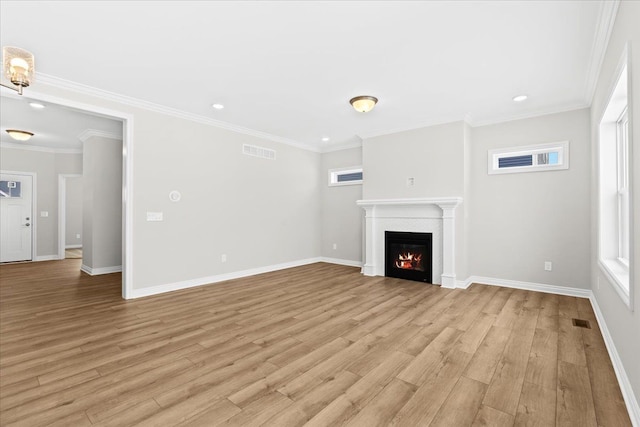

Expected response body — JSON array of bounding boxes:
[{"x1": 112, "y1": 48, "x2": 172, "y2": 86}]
[{"x1": 243, "y1": 144, "x2": 276, "y2": 160}]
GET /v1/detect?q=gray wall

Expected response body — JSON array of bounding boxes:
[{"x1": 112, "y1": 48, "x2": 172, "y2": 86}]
[
  {"x1": 320, "y1": 147, "x2": 362, "y2": 263},
  {"x1": 0, "y1": 148, "x2": 82, "y2": 258},
  {"x1": 362, "y1": 121, "x2": 468, "y2": 278},
  {"x1": 65, "y1": 176, "x2": 82, "y2": 247},
  {"x1": 468, "y1": 108, "x2": 591, "y2": 288},
  {"x1": 82, "y1": 136, "x2": 122, "y2": 270},
  {"x1": 590, "y1": 0, "x2": 640, "y2": 409}
]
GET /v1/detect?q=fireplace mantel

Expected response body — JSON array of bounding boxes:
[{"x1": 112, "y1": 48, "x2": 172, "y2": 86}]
[{"x1": 356, "y1": 197, "x2": 462, "y2": 288}]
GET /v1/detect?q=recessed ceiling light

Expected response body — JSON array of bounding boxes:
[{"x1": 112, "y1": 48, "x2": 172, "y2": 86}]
[
  {"x1": 512, "y1": 95, "x2": 528, "y2": 102},
  {"x1": 29, "y1": 102, "x2": 45, "y2": 109},
  {"x1": 212, "y1": 103, "x2": 224, "y2": 110},
  {"x1": 321, "y1": 137, "x2": 330, "y2": 142}
]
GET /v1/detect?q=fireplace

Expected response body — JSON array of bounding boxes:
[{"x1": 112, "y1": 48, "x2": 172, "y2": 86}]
[{"x1": 385, "y1": 231, "x2": 433, "y2": 283}]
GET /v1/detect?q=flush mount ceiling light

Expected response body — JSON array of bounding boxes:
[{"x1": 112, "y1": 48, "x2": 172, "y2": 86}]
[
  {"x1": 350, "y1": 96, "x2": 378, "y2": 113},
  {"x1": 6, "y1": 129, "x2": 34, "y2": 141},
  {"x1": 29, "y1": 102, "x2": 45, "y2": 109},
  {"x1": 212, "y1": 103, "x2": 224, "y2": 110},
  {"x1": 512, "y1": 94, "x2": 528, "y2": 102},
  {"x1": 321, "y1": 137, "x2": 330, "y2": 142},
  {"x1": 1, "y1": 46, "x2": 35, "y2": 96}
]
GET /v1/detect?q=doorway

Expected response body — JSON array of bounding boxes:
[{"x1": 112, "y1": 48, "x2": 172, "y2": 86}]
[{"x1": 0, "y1": 172, "x2": 35, "y2": 263}]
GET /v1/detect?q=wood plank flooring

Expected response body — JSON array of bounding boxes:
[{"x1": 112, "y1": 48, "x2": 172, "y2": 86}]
[{"x1": 0, "y1": 260, "x2": 631, "y2": 426}]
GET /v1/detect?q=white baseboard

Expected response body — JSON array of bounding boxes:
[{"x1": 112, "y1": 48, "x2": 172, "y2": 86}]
[
  {"x1": 81, "y1": 264, "x2": 122, "y2": 276},
  {"x1": 35, "y1": 255, "x2": 60, "y2": 262},
  {"x1": 461, "y1": 275, "x2": 591, "y2": 298},
  {"x1": 589, "y1": 294, "x2": 640, "y2": 427},
  {"x1": 318, "y1": 257, "x2": 362, "y2": 268},
  {"x1": 65, "y1": 244, "x2": 82, "y2": 249},
  {"x1": 129, "y1": 257, "x2": 323, "y2": 299}
]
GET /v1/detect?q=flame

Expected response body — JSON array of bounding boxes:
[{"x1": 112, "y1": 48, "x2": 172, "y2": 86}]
[{"x1": 395, "y1": 252, "x2": 423, "y2": 270}]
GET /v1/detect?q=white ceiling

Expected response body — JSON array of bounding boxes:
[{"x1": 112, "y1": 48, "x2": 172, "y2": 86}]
[
  {"x1": 0, "y1": 95, "x2": 122, "y2": 151},
  {"x1": 0, "y1": 1, "x2": 609, "y2": 151}
]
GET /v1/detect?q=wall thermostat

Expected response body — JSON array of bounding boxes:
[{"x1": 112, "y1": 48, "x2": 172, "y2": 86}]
[{"x1": 169, "y1": 190, "x2": 181, "y2": 202}]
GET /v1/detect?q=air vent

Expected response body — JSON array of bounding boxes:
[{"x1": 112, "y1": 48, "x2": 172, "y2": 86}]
[
  {"x1": 243, "y1": 144, "x2": 276, "y2": 160},
  {"x1": 572, "y1": 318, "x2": 591, "y2": 329}
]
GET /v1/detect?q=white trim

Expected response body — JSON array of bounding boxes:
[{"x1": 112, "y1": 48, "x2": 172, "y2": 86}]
[
  {"x1": 58, "y1": 174, "x2": 82, "y2": 260},
  {"x1": 77, "y1": 129, "x2": 122, "y2": 143},
  {"x1": 35, "y1": 73, "x2": 317, "y2": 153},
  {"x1": 319, "y1": 141, "x2": 363, "y2": 154},
  {"x1": 460, "y1": 275, "x2": 591, "y2": 298},
  {"x1": 35, "y1": 255, "x2": 59, "y2": 262},
  {"x1": 17, "y1": 89, "x2": 134, "y2": 300},
  {"x1": 599, "y1": 259, "x2": 631, "y2": 308},
  {"x1": 589, "y1": 294, "x2": 640, "y2": 427},
  {"x1": 584, "y1": 0, "x2": 620, "y2": 105},
  {"x1": 81, "y1": 264, "x2": 122, "y2": 275},
  {"x1": 318, "y1": 257, "x2": 362, "y2": 268},
  {"x1": 356, "y1": 197, "x2": 463, "y2": 209},
  {"x1": 1, "y1": 170, "x2": 37, "y2": 262},
  {"x1": 65, "y1": 244, "x2": 82, "y2": 249},
  {"x1": 129, "y1": 257, "x2": 323, "y2": 299},
  {"x1": 0, "y1": 141, "x2": 82, "y2": 154}
]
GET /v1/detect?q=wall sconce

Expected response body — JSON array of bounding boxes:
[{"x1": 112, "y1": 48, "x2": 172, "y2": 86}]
[{"x1": 1, "y1": 46, "x2": 35, "y2": 96}]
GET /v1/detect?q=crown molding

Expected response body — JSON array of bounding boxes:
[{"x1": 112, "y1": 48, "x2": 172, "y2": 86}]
[
  {"x1": 35, "y1": 73, "x2": 320, "y2": 153},
  {"x1": 0, "y1": 141, "x2": 82, "y2": 154},
  {"x1": 584, "y1": 0, "x2": 620, "y2": 106},
  {"x1": 468, "y1": 101, "x2": 590, "y2": 128},
  {"x1": 319, "y1": 140, "x2": 363, "y2": 154},
  {"x1": 77, "y1": 128, "x2": 122, "y2": 143}
]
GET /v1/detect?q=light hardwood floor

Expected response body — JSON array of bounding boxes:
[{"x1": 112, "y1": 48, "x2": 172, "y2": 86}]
[{"x1": 0, "y1": 260, "x2": 631, "y2": 426}]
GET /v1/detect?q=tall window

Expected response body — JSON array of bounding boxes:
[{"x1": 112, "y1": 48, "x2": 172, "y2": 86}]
[
  {"x1": 617, "y1": 108, "x2": 629, "y2": 265},
  {"x1": 598, "y1": 58, "x2": 632, "y2": 308}
]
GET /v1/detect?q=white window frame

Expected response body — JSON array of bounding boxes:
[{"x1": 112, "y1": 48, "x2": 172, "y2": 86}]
[
  {"x1": 598, "y1": 46, "x2": 633, "y2": 310},
  {"x1": 488, "y1": 141, "x2": 569, "y2": 175},
  {"x1": 328, "y1": 166, "x2": 363, "y2": 186}
]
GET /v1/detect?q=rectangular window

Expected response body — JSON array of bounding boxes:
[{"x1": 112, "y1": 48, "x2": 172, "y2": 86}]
[
  {"x1": 616, "y1": 108, "x2": 629, "y2": 265},
  {"x1": 329, "y1": 166, "x2": 363, "y2": 186},
  {"x1": 598, "y1": 55, "x2": 632, "y2": 309},
  {"x1": 488, "y1": 141, "x2": 569, "y2": 175},
  {"x1": 0, "y1": 180, "x2": 22, "y2": 198}
]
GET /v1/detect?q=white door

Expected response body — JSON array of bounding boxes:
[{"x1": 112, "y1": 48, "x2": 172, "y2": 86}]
[{"x1": 1, "y1": 173, "x2": 33, "y2": 262}]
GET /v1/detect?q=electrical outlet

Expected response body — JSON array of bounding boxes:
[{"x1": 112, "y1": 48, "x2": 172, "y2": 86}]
[
  {"x1": 332, "y1": 243, "x2": 337, "y2": 250},
  {"x1": 221, "y1": 254, "x2": 227, "y2": 263},
  {"x1": 544, "y1": 261, "x2": 552, "y2": 271},
  {"x1": 40, "y1": 211, "x2": 49, "y2": 217},
  {"x1": 76, "y1": 234, "x2": 81, "y2": 239},
  {"x1": 406, "y1": 177, "x2": 415, "y2": 187}
]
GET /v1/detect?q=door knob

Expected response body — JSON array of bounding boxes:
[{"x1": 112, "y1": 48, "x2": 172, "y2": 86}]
[{"x1": 24, "y1": 223, "x2": 30, "y2": 226}]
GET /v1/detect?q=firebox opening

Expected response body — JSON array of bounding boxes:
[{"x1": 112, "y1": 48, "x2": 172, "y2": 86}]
[{"x1": 385, "y1": 231, "x2": 433, "y2": 283}]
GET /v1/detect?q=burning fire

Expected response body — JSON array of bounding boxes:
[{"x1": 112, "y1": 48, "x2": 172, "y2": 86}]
[{"x1": 395, "y1": 252, "x2": 423, "y2": 270}]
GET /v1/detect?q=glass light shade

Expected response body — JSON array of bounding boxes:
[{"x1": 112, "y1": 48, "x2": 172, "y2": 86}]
[
  {"x1": 3, "y1": 46, "x2": 34, "y2": 88},
  {"x1": 350, "y1": 96, "x2": 378, "y2": 113},
  {"x1": 6, "y1": 129, "x2": 34, "y2": 141}
]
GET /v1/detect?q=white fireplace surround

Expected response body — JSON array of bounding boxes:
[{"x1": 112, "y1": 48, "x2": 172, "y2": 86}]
[{"x1": 356, "y1": 197, "x2": 463, "y2": 288}]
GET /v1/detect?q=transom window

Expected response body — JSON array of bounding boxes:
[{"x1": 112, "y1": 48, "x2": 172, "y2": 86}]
[
  {"x1": 488, "y1": 141, "x2": 569, "y2": 175},
  {"x1": 328, "y1": 166, "x2": 363, "y2": 186}
]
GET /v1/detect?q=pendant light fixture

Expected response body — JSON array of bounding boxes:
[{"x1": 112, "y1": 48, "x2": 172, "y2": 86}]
[{"x1": 350, "y1": 96, "x2": 378, "y2": 113}]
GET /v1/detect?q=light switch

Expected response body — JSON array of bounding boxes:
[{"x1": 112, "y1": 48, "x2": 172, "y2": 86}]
[
  {"x1": 146, "y1": 212, "x2": 163, "y2": 221},
  {"x1": 40, "y1": 211, "x2": 49, "y2": 217}
]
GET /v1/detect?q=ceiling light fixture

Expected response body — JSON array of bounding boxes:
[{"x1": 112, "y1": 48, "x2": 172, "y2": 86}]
[
  {"x1": 321, "y1": 137, "x2": 330, "y2": 142},
  {"x1": 350, "y1": 96, "x2": 378, "y2": 113},
  {"x1": 29, "y1": 102, "x2": 45, "y2": 109},
  {"x1": 6, "y1": 129, "x2": 34, "y2": 141},
  {"x1": 1, "y1": 46, "x2": 35, "y2": 96},
  {"x1": 512, "y1": 95, "x2": 528, "y2": 102},
  {"x1": 212, "y1": 103, "x2": 224, "y2": 110}
]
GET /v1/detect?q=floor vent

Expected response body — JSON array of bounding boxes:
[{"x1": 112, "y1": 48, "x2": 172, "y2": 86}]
[
  {"x1": 243, "y1": 144, "x2": 276, "y2": 160},
  {"x1": 572, "y1": 318, "x2": 591, "y2": 329}
]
